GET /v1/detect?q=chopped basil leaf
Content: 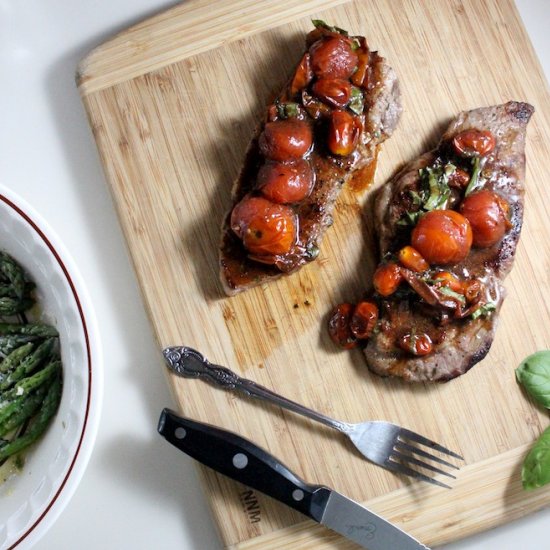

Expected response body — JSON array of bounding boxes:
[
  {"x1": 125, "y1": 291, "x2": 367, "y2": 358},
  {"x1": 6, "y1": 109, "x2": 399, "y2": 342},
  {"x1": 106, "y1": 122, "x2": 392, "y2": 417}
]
[
  {"x1": 470, "y1": 301, "x2": 496, "y2": 320},
  {"x1": 409, "y1": 190, "x2": 425, "y2": 206},
  {"x1": 423, "y1": 165, "x2": 453, "y2": 210},
  {"x1": 398, "y1": 162, "x2": 454, "y2": 226},
  {"x1": 276, "y1": 102, "x2": 299, "y2": 119},
  {"x1": 348, "y1": 87, "x2": 364, "y2": 115},
  {"x1": 397, "y1": 211, "x2": 423, "y2": 226},
  {"x1": 311, "y1": 20, "x2": 349, "y2": 36},
  {"x1": 437, "y1": 286, "x2": 466, "y2": 304},
  {"x1": 464, "y1": 156, "x2": 485, "y2": 196},
  {"x1": 515, "y1": 351, "x2": 550, "y2": 409}
]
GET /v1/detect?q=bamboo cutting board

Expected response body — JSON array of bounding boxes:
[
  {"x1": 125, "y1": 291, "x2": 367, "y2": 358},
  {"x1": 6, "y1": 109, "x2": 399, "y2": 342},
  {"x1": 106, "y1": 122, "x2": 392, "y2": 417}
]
[{"x1": 78, "y1": 0, "x2": 550, "y2": 547}]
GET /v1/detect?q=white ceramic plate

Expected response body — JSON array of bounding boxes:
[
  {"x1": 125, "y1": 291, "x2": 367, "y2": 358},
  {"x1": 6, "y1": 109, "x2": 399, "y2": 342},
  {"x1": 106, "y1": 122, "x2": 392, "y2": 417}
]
[{"x1": 0, "y1": 185, "x2": 103, "y2": 549}]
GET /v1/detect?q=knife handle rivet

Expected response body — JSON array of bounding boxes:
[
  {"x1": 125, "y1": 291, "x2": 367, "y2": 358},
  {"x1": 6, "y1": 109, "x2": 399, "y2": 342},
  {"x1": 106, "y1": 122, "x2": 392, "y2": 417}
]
[
  {"x1": 232, "y1": 453, "x2": 248, "y2": 469},
  {"x1": 174, "y1": 427, "x2": 187, "y2": 440},
  {"x1": 292, "y1": 489, "x2": 304, "y2": 502}
]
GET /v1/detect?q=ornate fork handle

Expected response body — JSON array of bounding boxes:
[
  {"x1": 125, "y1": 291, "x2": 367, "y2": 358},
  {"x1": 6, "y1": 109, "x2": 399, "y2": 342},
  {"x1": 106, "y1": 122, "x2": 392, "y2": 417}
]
[{"x1": 163, "y1": 346, "x2": 350, "y2": 433}]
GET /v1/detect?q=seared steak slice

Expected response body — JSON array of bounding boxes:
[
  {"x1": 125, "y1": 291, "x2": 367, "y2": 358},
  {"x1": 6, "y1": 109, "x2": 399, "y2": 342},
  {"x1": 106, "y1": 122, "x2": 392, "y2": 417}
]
[
  {"x1": 220, "y1": 22, "x2": 402, "y2": 296},
  {"x1": 366, "y1": 101, "x2": 534, "y2": 382}
]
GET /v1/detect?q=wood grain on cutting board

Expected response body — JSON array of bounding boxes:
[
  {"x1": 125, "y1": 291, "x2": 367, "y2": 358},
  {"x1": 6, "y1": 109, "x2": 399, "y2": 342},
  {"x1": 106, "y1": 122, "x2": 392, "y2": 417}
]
[{"x1": 78, "y1": 0, "x2": 550, "y2": 547}]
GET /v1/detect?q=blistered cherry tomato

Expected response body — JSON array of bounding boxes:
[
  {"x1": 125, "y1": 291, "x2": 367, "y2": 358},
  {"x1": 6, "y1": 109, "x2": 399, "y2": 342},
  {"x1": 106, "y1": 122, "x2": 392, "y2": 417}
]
[
  {"x1": 230, "y1": 196, "x2": 296, "y2": 255},
  {"x1": 459, "y1": 190, "x2": 510, "y2": 248},
  {"x1": 463, "y1": 279, "x2": 482, "y2": 303},
  {"x1": 397, "y1": 245, "x2": 429, "y2": 272},
  {"x1": 350, "y1": 301, "x2": 379, "y2": 339},
  {"x1": 452, "y1": 129, "x2": 496, "y2": 157},
  {"x1": 309, "y1": 37, "x2": 358, "y2": 79},
  {"x1": 257, "y1": 159, "x2": 314, "y2": 204},
  {"x1": 259, "y1": 120, "x2": 313, "y2": 161},
  {"x1": 411, "y1": 210, "x2": 473, "y2": 265},
  {"x1": 351, "y1": 48, "x2": 369, "y2": 88},
  {"x1": 433, "y1": 271, "x2": 463, "y2": 292},
  {"x1": 448, "y1": 167, "x2": 471, "y2": 189},
  {"x1": 312, "y1": 78, "x2": 352, "y2": 109},
  {"x1": 398, "y1": 332, "x2": 433, "y2": 356},
  {"x1": 373, "y1": 262, "x2": 403, "y2": 297},
  {"x1": 328, "y1": 110, "x2": 361, "y2": 156},
  {"x1": 328, "y1": 303, "x2": 358, "y2": 349},
  {"x1": 289, "y1": 53, "x2": 313, "y2": 96}
]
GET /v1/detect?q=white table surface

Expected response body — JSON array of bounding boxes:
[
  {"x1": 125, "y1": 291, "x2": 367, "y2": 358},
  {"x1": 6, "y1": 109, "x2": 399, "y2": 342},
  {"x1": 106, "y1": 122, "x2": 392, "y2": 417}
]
[{"x1": 1, "y1": 1, "x2": 549, "y2": 548}]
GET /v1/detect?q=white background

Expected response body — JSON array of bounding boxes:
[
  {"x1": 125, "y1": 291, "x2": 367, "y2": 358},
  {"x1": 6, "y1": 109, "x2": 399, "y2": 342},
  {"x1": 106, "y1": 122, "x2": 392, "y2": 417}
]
[{"x1": 1, "y1": 1, "x2": 549, "y2": 548}]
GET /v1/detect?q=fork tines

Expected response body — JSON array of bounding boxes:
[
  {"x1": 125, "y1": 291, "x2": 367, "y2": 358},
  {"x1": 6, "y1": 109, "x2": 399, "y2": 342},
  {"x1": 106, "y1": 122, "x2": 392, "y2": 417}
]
[{"x1": 389, "y1": 428, "x2": 464, "y2": 489}]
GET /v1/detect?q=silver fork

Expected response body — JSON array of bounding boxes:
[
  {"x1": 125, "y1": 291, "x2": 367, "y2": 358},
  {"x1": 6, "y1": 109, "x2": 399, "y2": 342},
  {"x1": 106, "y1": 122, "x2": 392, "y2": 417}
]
[{"x1": 163, "y1": 346, "x2": 463, "y2": 489}]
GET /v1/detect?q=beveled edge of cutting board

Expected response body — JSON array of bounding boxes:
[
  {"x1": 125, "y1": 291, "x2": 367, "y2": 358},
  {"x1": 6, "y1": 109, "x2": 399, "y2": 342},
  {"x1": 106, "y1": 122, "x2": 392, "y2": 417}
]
[
  {"x1": 228, "y1": 442, "x2": 550, "y2": 549},
  {"x1": 76, "y1": 0, "x2": 351, "y2": 96}
]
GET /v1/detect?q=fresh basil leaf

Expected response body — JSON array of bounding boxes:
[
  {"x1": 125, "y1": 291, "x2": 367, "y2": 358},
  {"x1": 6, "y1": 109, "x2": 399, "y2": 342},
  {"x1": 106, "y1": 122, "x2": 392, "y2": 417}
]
[
  {"x1": 515, "y1": 350, "x2": 550, "y2": 409},
  {"x1": 276, "y1": 102, "x2": 299, "y2": 119},
  {"x1": 438, "y1": 286, "x2": 466, "y2": 304},
  {"x1": 464, "y1": 156, "x2": 486, "y2": 196},
  {"x1": 311, "y1": 20, "x2": 349, "y2": 36},
  {"x1": 522, "y1": 425, "x2": 550, "y2": 490}
]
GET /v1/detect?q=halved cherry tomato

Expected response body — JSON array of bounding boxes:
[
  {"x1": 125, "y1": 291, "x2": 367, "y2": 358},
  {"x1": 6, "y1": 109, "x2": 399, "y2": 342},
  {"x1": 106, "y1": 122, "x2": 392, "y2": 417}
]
[
  {"x1": 452, "y1": 129, "x2": 496, "y2": 157},
  {"x1": 373, "y1": 262, "x2": 403, "y2": 296},
  {"x1": 411, "y1": 210, "x2": 473, "y2": 265},
  {"x1": 309, "y1": 37, "x2": 358, "y2": 79},
  {"x1": 257, "y1": 159, "x2": 314, "y2": 204},
  {"x1": 230, "y1": 196, "x2": 296, "y2": 255},
  {"x1": 289, "y1": 53, "x2": 313, "y2": 96},
  {"x1": 312, "y1": 78, "x2": 352, "y2": 109},
  {"x1": 459, "y1": 190, "x2": 510, "y2": 248},
  {"x1": 397, "y1": 245, "x2": 429, "y2": 272},
  {"x1": 398, "y1": 332, "x2": 433, "y2": 356},
  {"x1": 328, "y1": 303, "x2": 358, "y2": 349},
  {"x1": 259, "y1": 120, "x2": 313, "y2": 161},
  {"x1": 327, "y1": 110, "x2": 361, "y2": 156},
  {"x1": 349, "y1": 301, "x2": 379, "y2": 339}
]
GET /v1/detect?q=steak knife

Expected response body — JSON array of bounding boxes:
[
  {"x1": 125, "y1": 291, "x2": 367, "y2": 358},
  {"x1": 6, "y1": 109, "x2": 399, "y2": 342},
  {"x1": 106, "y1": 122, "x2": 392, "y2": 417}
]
[{"x1": 158, "y1": 409, "x2": 430, "y2": 550}]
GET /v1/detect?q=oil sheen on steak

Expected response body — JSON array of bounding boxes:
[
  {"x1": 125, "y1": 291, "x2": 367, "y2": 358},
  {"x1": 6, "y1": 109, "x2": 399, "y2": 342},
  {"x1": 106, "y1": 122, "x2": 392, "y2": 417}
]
[
  {"x1": 367, "y1": 101, "x2": 534, "y2": 382},
  {"x1": 219, "y1": 37, "x2": 402, "y2": 296}
]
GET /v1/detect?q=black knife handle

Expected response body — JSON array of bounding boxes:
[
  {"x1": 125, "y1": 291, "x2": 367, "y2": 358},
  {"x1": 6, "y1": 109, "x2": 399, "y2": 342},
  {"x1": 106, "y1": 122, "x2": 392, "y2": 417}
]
[{"x1": 158, "y1": 409, "x2": 330, "y2": 521}]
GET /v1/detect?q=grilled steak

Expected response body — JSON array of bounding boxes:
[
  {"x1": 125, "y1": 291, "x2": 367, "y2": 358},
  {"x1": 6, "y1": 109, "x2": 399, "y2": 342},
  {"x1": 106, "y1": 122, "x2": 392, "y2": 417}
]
[
  {"x1": 220, "y1": 21, "x2": 402, "y2": 295},
  {"x1": 364, "y1": 101, "x2": 534, "y2": 382}
]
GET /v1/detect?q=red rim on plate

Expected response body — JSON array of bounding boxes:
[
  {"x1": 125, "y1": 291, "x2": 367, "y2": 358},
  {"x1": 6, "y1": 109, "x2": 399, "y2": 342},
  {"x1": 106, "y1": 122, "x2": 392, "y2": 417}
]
[{"x1": 0, "y1": 194, "x2": 93, "y2": 550}]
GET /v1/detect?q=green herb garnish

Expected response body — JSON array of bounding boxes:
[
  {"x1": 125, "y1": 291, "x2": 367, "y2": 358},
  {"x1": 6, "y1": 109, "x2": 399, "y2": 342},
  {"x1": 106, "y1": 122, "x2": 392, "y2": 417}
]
[
  {"x1": 437, "y1": 286, "x2": 466, "y2": 305},
  {"x1": 348, "y1": 87, "x2": 364, "y2": 115},
  {"x1": 464, "y1": 156, "x2": 484, "y2": 196},
  {"x1": 311, "y1": 19, "x2": 349, "y2": 36},
  {"x1": 276, "y1": 102, "x2": 300, "y2": 119},
  {"x1": 470, "y1": 301, "x2": 496, "y2": 320}
]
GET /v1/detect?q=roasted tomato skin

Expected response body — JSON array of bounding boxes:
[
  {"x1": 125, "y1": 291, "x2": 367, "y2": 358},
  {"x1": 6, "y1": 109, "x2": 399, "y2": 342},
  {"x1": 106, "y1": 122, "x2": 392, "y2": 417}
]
[
  {"x1": 350, "y1": 301, "x2": 379, "y2": 339},
  {"x1": 452, "y1": 129, "x2": 496, "y2": 157},
  {"x1": 259, "y1": 120, "x2": 313, "y2": 161},
  {"x1": 327, "y1": 110, "x2": 361, "y2": 156},
  {"x1": 257, "y1": 159, "x2": 314, "y2": 204},
  {"x1": 373, "y1": 262, "x2": 403, "y2": 296},
  {"x1": 459, "y1": 190, "x2": 510, "y2": 248},
  {"x1": 289, "y1": 53, "x2": 313, "y2": 96},
  {"x1": 398, "y1": 332, "x2": 433, "y2": 356},
  {"x1": 411, "y1": 210, "x2": 473, "y2": 265},
  {"x1": 397, "y1": 245, "x2": 429, "y2": 272},
  {"x1": 312, "y1": 78, "x2": 352, "y2": 109},
  {"x1": 230, "y1": 196, "x2": 296, "y2": 255},
  {"x1": 433, "y1": 270, "x2": 463, "y2": 292},
  {"x1": 309, "y1": 37, "x2": 358, "y2": 79},
  {"x1": 328, "y1": 303, "x2": 358, "y2": 349}
]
